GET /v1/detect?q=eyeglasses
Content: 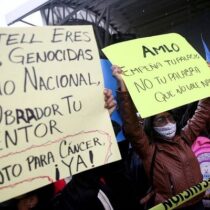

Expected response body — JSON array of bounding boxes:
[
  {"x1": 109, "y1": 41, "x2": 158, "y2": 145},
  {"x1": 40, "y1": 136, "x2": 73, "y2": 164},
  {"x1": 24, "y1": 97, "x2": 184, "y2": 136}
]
[{"x1": 153, "y1": 114, "x2": 175, "y2": 126}]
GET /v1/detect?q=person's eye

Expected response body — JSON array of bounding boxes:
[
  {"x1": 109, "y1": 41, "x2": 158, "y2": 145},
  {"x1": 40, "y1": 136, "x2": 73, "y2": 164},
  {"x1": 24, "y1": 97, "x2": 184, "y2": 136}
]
[{"x1": 156, "y1": 117, "x2": 164, "y2": 123}]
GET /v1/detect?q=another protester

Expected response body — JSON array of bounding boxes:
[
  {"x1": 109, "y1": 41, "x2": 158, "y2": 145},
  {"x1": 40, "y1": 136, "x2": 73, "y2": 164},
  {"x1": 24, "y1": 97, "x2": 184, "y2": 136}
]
[{"x1": 112, "y1": 65, "x2": 210, "y2": 210}]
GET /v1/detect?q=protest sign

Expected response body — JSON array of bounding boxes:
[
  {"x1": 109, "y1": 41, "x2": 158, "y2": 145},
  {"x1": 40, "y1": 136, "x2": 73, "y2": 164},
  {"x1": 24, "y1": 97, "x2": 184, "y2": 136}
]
[
  {"x1": 0, "y1": 26, "x2": 121, "y2": 202},
  {"x1": 102, "y1": 33, "x2": 210, "y2": 118}
]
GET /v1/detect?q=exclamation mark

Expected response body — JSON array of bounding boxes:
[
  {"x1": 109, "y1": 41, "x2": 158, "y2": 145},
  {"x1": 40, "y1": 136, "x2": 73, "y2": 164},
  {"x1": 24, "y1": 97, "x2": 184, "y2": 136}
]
[
  {"x1": 89, "y1": 150, "x2": 94, "y2": 167},
  {"x1": 55, "y1": 164, "x2": 60, "y2": 181}
]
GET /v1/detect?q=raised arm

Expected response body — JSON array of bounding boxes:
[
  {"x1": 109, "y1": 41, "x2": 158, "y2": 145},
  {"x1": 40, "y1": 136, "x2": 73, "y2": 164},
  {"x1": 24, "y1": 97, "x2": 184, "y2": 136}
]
[
  {"x1": 112, "y1": 65, "x2": 152, "y2": 159},
  {"x1": 181, "y1": 97, "x2": 210, "y2": 144}
]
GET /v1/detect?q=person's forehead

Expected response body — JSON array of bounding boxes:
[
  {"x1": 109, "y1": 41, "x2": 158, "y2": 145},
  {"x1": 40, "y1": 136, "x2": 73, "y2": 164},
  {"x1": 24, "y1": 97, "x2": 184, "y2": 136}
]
[{"x1": 154, "y1": 112, "x2": 171, "y2": 118}]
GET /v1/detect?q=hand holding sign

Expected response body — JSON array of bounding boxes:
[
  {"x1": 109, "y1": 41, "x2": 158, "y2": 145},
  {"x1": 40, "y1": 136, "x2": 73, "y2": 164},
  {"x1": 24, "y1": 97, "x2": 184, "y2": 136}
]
[
  {"x1": 102, "y1": 33, "x2": 210, "y2": 118},
  {"x1": 104, "y1": 89, "x2": 117, "y2": 115},
  {"x1": 112, "y1": 65, "x2": 127, "y2": 92},
  {"x1": 0, "y1": 26, "x2": 121, "y2": 202}
]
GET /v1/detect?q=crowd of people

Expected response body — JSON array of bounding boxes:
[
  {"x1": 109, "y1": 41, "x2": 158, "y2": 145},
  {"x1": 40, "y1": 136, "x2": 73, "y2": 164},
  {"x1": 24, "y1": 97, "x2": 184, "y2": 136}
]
[{"x1": 1, "y1": 62, "x2": 210, "y2": 210}]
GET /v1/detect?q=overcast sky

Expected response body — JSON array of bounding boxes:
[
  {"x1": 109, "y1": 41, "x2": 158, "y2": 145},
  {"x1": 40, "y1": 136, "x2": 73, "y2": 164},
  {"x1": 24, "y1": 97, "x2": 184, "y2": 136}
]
[{"x1": 0, "y1": 0, "x2": 43, "y2": 27}]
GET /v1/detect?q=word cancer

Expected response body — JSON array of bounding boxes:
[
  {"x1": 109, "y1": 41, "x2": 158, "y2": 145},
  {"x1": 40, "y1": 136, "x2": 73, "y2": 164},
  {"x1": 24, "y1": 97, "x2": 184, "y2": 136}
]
[{"x1": 59, "y1": 137, "x2": 102, "y2": 158}]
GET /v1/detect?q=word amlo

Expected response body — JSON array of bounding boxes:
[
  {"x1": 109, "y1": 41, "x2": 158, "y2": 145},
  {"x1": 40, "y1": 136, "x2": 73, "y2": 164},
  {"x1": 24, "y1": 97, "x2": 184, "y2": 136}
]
[{"x1": 142, "y1": 43, "x2": 180, "y2": 58}]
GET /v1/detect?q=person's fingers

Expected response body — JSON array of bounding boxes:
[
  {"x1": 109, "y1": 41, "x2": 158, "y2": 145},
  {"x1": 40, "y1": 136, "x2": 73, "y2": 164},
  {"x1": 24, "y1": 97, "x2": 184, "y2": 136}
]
[
  {"x1": 106, "y1": 89, "x2": 112, "y2": 97},
  {"x1": 111, "y1": 65, "x2": 120, "y2": 70},
  {"x1": 108, "y1": 104, "x2": 116, "y2": 115},
  {"x1": 103, "y1": 88, "x2": 108, "y2": 94},
  {"x1": 106, "y1": 95, "x2": 115, "y2": 106},
  {"x1": 105, "y1": 100, "x2": 116, "y2": 108},
  {"x1": 104, "y1": 96, "x2": 115, "y2": 108},
  {"x1": 104, "y1": 89, "x2": 112, "y2": 99},
  {"x1": 104, "y1": 89, "x2": 113, "y2": 107},
  {"x1": 112, "y1": 65, "x2": 122, "y2": 73},
  {"x1": 111, "y1": 66, "x2": 126, "y2": 91},
  {"x1": 103, "y1": 88, "x2": 116, "y2": 114},
  {"x1": 107, "y1": 101, "x2": 117, "y2": 115},
  {"x1": 105, "y1": 97, "x2": 116, "y2": 107},
  {"x1": 139, "y1": 191, "x2": 155, "y2": 205}
]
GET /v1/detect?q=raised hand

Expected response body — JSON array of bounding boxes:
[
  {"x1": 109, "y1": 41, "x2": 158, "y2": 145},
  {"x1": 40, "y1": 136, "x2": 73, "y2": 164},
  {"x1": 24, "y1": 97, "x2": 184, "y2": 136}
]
[
  {"x1": 111, "y1": 65, "x2": 127, "y2": 92},
  {"x1": 104, "y1": 89, "x2": 116, "y2": 115}
]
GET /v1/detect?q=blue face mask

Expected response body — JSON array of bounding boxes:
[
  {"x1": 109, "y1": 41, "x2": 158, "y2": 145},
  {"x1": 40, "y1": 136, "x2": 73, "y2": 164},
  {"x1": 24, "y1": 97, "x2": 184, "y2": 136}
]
[{"x1": 153, "y1": 122, "x2": 177, "y2": 139}]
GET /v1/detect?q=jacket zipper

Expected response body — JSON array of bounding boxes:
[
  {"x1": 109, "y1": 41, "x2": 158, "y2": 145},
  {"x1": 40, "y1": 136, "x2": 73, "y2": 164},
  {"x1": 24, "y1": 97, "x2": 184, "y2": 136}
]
[{"x1": 169, "y1": 174, "x2": 175, "y2": 195}]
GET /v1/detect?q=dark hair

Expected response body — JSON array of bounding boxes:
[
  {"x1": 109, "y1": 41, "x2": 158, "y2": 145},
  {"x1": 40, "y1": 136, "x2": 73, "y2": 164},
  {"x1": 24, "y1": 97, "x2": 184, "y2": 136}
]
[
  {"x1": 143, "y1": 116, "x2": 155, "y2": 143},
  {"x1": 178, "y1": 101, "x2": 210, "y2": 137},
  {"x1": 178, "y1": 102, "x2": 198, "y2": 128}
]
